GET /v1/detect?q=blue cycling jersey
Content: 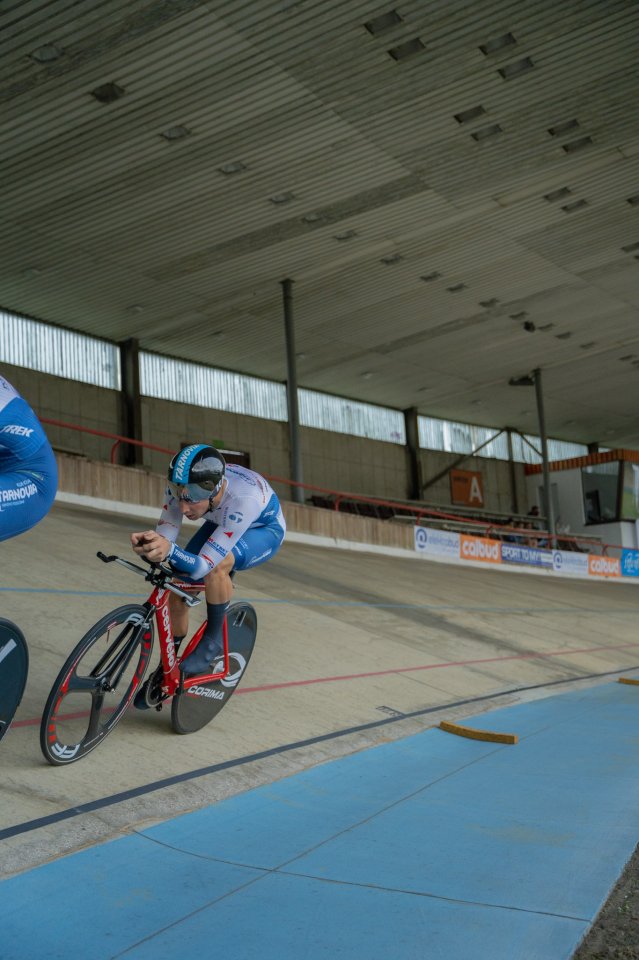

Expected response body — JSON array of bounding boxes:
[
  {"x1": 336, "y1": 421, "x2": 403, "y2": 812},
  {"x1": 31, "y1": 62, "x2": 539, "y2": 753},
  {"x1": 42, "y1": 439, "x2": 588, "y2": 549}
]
[{"x1": 0, "y1": 376, "x2": 58, "y2": 542}]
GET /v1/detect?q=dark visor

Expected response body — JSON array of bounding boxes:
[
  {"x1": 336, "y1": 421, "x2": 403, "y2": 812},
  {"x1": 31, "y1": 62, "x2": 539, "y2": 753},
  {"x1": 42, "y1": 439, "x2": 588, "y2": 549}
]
[{"x1": 168, "y1": 480, "x2": 221, "y2": 503}]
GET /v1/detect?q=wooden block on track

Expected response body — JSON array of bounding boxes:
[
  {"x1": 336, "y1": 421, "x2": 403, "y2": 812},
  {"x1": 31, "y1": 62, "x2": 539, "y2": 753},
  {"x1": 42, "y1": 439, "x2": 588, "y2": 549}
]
[{"x1": 439, "y1": 720, "x2": 518, "y2": 745}]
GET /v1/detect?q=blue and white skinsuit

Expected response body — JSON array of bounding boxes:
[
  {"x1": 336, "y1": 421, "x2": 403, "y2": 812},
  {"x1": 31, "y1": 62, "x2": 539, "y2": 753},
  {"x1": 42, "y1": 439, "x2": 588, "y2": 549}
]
[
  {"x1": 0, "y1": 376, "x2": 58, "y2": 542},
  {"x1": 158, "y1": 463, "x2": 286, "y2": 578}
]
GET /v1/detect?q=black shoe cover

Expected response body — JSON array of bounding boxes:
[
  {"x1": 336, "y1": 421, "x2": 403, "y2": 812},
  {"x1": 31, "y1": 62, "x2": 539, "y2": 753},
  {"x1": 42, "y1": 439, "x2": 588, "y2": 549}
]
[{"x1": 180, "y1": 637, "x2": 223, "y2": 677}]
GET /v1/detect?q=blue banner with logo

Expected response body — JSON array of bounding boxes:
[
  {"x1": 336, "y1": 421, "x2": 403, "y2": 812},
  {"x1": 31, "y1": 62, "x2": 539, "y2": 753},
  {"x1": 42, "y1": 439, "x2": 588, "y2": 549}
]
[
  {"x1": 621, "y1": 549, "x2": 639, "y2": 578},
  {"x1": 501, "y1": 543, "x2": 553, "y2": 568}
]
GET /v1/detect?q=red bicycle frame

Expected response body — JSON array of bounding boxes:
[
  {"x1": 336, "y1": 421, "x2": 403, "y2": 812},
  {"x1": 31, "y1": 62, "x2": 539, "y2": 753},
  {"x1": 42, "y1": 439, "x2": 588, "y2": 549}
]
[{"x1": 149, "y1": 585, "x2": 230, "y2": 696}]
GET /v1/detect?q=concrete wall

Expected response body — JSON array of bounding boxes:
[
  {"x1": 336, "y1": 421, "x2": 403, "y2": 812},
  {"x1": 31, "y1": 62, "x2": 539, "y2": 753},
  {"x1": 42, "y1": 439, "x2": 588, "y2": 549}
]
[
  {"x1": 590, "y1": 521, "x2": 637, "y2": 548},
  {"x1": 140, "y1": 400, "x2": 409, "y2": 500},
  {"x1": 5, "y1": 364, "x2": 527, "y2": 511},
  {"x1": 420, "y1": 449, "x2": 528, "y2": 516},
  {"x1": 140, "y1": 395, "x2": 290, "y2": 479},
  {"x1": 298, "y1": 425, "x2": 408, "y2": 499}
]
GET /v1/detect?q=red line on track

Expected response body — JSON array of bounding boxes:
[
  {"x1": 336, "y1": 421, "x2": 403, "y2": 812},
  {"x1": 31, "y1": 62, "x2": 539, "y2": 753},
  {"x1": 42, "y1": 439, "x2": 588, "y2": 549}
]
[
  {"x1": 13, "y1": 640, "x2": 639, "y2": 728},
  {"x1": 236, "y1": 640, "x2": 639, "y2": 694},
  {"x1": 13, "y1": 708, "x2": 114, "y2": 729}
]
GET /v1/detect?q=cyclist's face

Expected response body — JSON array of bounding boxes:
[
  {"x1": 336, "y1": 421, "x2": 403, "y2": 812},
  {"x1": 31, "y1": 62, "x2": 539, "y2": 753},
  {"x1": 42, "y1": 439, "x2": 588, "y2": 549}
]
[{"x1": 178, "y1": 497, "x2": 210, "y2": 520}]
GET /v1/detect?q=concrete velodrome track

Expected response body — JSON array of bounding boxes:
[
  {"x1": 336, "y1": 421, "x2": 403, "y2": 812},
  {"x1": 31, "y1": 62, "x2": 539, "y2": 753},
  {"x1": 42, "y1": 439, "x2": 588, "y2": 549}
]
[{"x1": 2, "y1": 500, "x2": 639, "y2": 958}]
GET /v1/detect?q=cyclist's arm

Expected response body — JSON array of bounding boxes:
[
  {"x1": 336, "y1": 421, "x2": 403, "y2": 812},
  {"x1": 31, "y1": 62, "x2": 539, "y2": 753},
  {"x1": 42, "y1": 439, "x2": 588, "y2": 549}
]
[
  {"x1": 153, "y1": 488, "x2": 215, "y2": 575},
  {"x1": 167, "y1": 496, "x2": 261, "y2": 578},
  {"x1": 0, "y1": 395, "x2": 50, "y2": 460},
  {"x1": 155, "y1": 488, "x2": 182, "y2": 542},
  {"x1": 164, "y1": 542, "x2": 211, "y2": 579},
  {"x1": 131, "y1": 490, "x2": 181, "y2": 561}
]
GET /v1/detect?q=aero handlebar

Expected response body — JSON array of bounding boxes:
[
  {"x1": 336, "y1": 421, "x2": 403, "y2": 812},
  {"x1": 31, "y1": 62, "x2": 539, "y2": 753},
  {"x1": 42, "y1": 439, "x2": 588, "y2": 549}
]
[{"x1": 96, "y1": 552, "x2": 202, "y2": 607}]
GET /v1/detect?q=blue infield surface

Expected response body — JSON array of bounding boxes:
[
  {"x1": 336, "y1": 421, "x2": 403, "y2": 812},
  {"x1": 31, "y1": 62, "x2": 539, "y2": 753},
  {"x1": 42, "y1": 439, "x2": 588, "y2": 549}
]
[{"x1": 3, "y1": 678, "x2": 639, "y2": 959}]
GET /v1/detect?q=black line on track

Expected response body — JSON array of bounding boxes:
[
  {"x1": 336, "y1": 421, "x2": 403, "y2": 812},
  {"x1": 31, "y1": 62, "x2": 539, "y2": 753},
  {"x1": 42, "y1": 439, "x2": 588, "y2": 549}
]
[{"x1": 2, "y1": 664, "x2": 637, "y2": 842}]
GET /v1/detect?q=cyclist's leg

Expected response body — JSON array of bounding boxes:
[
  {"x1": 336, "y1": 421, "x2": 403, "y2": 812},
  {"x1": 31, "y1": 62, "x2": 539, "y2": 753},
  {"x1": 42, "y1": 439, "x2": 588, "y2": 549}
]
[
  {"x1": 180, "y1": 551, "x2": 235, "y2": 674},
  {"x1": 0, "y1": 447, "x2": 57, "y2": 542},
  {"x1": 177, "y1": 520, "x2": 228, "y2": 674},
  {"x1": 168, "y1": 590, "x2": 189, "y2": 638},
  {"x1": 230, "y1": 524, "x2": 285, "y2": 572},
  {"x1": 180, "y1": 525, "x2": 283, "y2": 674},
  {"x1": 168, "y1": 520, "x2": 218, "y2": 636}
]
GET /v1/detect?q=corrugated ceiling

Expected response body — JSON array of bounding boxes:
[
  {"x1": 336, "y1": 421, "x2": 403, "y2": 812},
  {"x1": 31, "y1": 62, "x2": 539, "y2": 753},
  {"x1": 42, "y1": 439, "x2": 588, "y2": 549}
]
[{"x1": 1, "y1": 0, "x2": 639, "y2": 447}]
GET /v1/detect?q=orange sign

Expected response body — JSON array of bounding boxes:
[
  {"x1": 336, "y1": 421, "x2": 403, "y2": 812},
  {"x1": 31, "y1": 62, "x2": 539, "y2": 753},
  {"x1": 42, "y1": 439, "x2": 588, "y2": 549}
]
[
  {"x1": 460, "y1": 534, "x2": 501, "y2": 564},
  {"x1": 588, "y1": 555, "x2": 621, "y2": 578},
  {"x1": 450, "y1": 469, "x2": 484, "y2": 506}
]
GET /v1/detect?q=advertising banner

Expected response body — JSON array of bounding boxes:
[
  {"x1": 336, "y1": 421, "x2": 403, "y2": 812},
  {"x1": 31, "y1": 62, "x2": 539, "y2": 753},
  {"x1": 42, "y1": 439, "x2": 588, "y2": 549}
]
[
  {"x1": 621, "y1": 549, "x2": 639, "y2": 578},
  {"x1": 413, "y1": 525, "x2": 638, "y2": 583},
  {"x1": 414, "y1": 526, "x2": 460, "y2": 558},
  {"x1": 459, "y1": 534, "x2": 501, "y2": 564},
  {"x1": 501, "y1": 543, "x2": 553, "y2": 568},
  {"x1": 588, "y1": 555, "x2": 621, "y2": 578},
  {"x1": 552, "y1": 551, "x2": 589, "y2": 577}
]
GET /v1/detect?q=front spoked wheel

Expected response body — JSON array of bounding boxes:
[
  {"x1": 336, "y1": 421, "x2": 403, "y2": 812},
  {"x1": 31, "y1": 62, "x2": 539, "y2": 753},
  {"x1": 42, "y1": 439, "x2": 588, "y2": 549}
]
[
  {"x1": 0, "y1": 618, "x2": 29, "y2": 744},
  {"x1": 171, "y1": 602, "x2": 257, "y2": 735},
  {"x1": 40, "y1": 604, "x2": 152, "y2": 765}
]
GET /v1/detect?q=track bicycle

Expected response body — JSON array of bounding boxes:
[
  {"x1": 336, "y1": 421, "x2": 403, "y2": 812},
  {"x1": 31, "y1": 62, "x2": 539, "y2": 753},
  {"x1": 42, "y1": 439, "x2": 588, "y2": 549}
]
[
  {"x1": 40, "y1": 551, "x2": 257, "y2": 765},
  {"x1": 0, "y1": 618, "x2": 29, "y2": 744}
]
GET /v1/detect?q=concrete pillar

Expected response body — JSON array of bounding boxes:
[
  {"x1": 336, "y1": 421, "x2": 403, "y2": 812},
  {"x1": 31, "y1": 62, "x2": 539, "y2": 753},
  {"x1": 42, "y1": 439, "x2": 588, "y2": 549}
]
[
  {"x1": 533, "y1": 368, "x2": 556, "y2": 548},
  {"x1": 119, "y1": 338, "x2": 142, "y2": 466},
  {"x1": 403, "y1": 407, "x2": 422, "y2": 500},
  {"x1": 281, "y1": 279, "x2": 304, "y2": 503},
  {"x1": 507, "y1": 429, "x2": 519, "y2": 515}
]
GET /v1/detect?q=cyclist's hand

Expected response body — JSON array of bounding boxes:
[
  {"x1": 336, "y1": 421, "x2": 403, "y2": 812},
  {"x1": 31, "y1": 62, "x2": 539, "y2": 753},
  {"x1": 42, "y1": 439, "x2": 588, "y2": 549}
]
[
  {"x1": 131, "y1": 531, "x2": 149, "y2": 556},
  {"x1": 135, "y1": 531, "x2": 171, "y2": 563}
]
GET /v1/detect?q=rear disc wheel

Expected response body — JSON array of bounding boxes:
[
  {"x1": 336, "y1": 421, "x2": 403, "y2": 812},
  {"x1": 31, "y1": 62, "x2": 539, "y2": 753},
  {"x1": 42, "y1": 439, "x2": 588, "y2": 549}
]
[{"x1": 171, "y1": 602, "x2": 256, "y2": 735}]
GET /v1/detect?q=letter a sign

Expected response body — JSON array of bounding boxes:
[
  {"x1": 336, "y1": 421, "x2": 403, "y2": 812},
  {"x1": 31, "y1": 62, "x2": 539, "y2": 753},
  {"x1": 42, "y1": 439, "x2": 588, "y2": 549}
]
[{"x1": 450, "y1": 469, "x2": 484, "y2": 507}]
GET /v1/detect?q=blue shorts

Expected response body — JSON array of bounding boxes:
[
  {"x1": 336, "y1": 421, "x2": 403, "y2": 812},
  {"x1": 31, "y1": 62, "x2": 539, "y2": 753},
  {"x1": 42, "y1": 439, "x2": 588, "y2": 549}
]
[
  {"x1": 185, "y1": 521, "x2": 284, "y2": 573},
  {"x1": 0, "y1": 444, "x2": 58, "y2": 543}
]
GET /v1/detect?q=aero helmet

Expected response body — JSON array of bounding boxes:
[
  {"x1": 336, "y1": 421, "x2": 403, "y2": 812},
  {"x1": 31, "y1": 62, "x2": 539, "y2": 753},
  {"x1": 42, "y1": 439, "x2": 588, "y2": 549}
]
[{"x1": 167, "y1": 444, "x2": 226, "y2": 502}]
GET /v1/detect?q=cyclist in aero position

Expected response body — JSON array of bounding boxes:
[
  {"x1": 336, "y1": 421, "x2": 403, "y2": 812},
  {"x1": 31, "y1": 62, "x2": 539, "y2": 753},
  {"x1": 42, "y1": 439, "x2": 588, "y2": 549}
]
[
  {"x1": 131, "y1": 444, "x2": 286, "y2": 691},
  {"x1": 0, "y1": 374, "x2": 58, "y2": 541}
]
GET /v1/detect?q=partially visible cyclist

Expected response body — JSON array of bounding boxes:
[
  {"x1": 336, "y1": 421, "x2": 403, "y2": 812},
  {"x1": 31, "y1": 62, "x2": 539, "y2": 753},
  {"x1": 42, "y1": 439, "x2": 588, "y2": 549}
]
[
  {"x1": 0, "y1": 374, "x2": 57, "y2": 742},
  {"x1": 131, "y1": 444, "x2": 286, "y2": 689},
  {"x1": 0, "y1": 374, "x2": 58, "y2": 542}
]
